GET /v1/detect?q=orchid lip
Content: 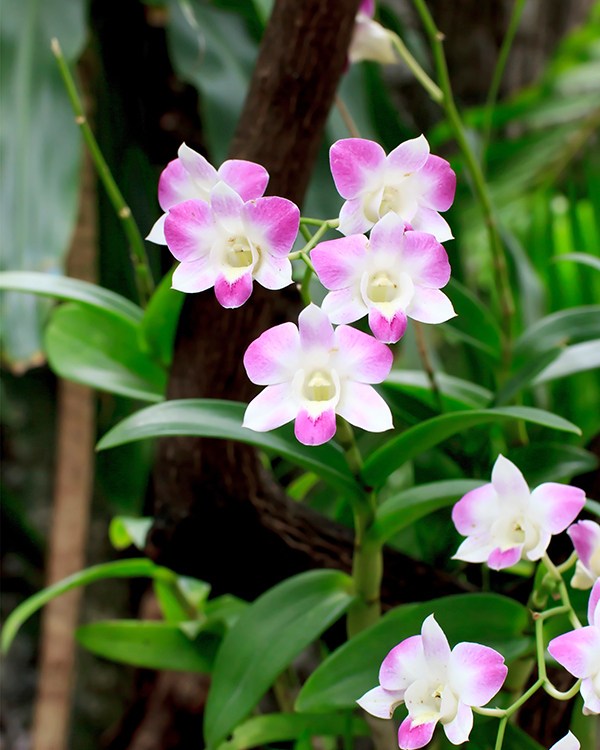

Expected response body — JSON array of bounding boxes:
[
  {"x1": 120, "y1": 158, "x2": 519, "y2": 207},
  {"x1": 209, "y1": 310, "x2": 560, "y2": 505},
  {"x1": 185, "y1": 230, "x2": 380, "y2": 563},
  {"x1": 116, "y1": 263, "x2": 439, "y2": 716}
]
[
  {"x1": 363, "y1": 270, "x2": 414, "y2": 312},
  {"x1": 227, "y1": 236, "x2": 254, "y2": 268}
]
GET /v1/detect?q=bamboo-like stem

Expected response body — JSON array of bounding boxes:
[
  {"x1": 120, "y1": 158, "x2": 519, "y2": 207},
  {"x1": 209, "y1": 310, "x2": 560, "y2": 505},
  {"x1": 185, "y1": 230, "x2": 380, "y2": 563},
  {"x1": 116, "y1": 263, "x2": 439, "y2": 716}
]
[
  {"x1": 51, "y1": 38, "x2": 154, "y2": 307},
  {"x1": 388, "y1": 31, "x2": 443, "y2": 103},
  {"x1": 335, "y1": 95, "x2": 361, "y2": 138},
  {"x1": 414, "y1": 321, "x2": 444, "y2": 412}
]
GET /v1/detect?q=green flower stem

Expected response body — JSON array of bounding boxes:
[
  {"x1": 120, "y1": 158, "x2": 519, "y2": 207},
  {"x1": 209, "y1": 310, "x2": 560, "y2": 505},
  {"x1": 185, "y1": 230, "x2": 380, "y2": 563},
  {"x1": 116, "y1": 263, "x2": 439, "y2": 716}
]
[
  {"x1": 388, "y1": 32, "x2": 443, "y2": 104},
  {"x1": 299, "y1": 217, "x2": 340, "y2": 227},
  {"x1": 408, "y1": 1, "x2": 515, "y2": 352},
  {"x1": 534, "y1": 602, "x2": 582, "y2": 699},
  {"x1": 494, "y1": 717, "x2": 508, "y2": 750},
  {"x1": 556, "y1": 551, "x2": 578, "y2": 575},
  {"x1": 541, "y1": 553, "x2": 582, "y2": 629},
  {"x1": 51, "y1": 38, "x2": 154, "y2": 307},
  {"x1": 414, "y1": 321, "x2": 444, "y2": 413},
  {"x1": 299, "y1": 263, "x2": 313, "y2": 305},
  {"x1": 299, "y1": 224, "x2": 312, "y2": 242},
  {"x1": 481, "y1": 0, "x2": 529, "y2": 160}
]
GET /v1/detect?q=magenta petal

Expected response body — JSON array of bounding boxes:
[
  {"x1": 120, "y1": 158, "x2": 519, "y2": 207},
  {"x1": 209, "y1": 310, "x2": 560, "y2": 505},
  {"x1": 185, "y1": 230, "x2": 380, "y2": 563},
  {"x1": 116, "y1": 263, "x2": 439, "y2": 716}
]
[
  {"x1": 529, "y1": 483, "x2": 586, "y2": 534},
  {"x1": 589, "y1": 580, "x2": 600, "y2": 627},
  {"x1": 312, "y1": 235, "x2": 369, "y2": 290},
  {"x1": 164, "y1": 200, "x2": 216, "y2": 262},
  {"x1": 298, "y1": 304, "x2": 335, "y2": 351},
  {"x1": 448, "y1": 642, "x2": 507, "y2": 706},
  {"x1": 368, "y1": 211, "x2": 408, "y2": 268},
  {"x1": 487, "y1": 545, "x2": 522, "y2": 570},
  {"x1": 242, "y1": 196, "x2": 300, "y2": 258},
  {"x1": 171, "y1": 256, "x2": 217, "y2": 294},
  {"x1": 334, "y1": 324, "x2": 393, "y2": 383},
  {"x1": 386, "y1": 135, "x2": 430, "y2": 180},
  {"x1": 294, "y1": 408, "x2": 337, "y2": 446},
  {"x1": 210, "y1": 182, "x2": 244, "y2": 233},
  {"x1": 214, "y1": 272, "x2": 253, "y2": 309},
  {"x1": 244, "y1": 322, "x2": 301, "y2": 385},
  {"x1": 548, "y1": 625, "x2": 600, "y2": 678},
  {"x1": 398, "y1": 717, "x2": 436, "y2": 750},
  {"x1": 336, "y1": 381, "x2": 393, "y2": 433},
  {"x1": 368, "y1": 306, "x2": 407, "y2": 343},
  {"x1": 443, "y1": 702, "x2": 473, "y2": 745},
  {"x1": 410, "y1": 206, "x2": 453, "y2": 243},
  {"x1": 339, "y1": 196, "x2": 376, "y2": 236},
  {"x1": 330, "y1": 138, "x2": 386, "y2": 200},
  {"x1": 159, "y1": 158, "x2": 197, "y2": 211},
  {"x1": 177, "y1": 143, "x2": 218, "y2": 187},
  {"x1": 400, "y1": 231, "x2": 451, "y2": 288},
  {"x1": 218, "y1": 159, "x2": 269, "y2": 201},
  {"x1": 452, "y1": 483, "x2": 496, "y2": 536},
  {"x1": 253, "y1": 254, "x2": 293, "y2": 290},
  {"x1": 380, "y1": 635, "x2": 425, "y2": 691},
  {"x1": 417, "y1": 154, "x2": 456, "y2": 212},
  {"x1": 359, "y1": 0, "x2": 375, "y2": 17},
  {"x1": 568, "y1": 521, "x2": 600, "y2": 570},
  {"x1": 243, "y1": 383, "x2": 297, "y2": 432},
  {"x1": 406, "y1": 286, "x2": 456, "y2": 324}
]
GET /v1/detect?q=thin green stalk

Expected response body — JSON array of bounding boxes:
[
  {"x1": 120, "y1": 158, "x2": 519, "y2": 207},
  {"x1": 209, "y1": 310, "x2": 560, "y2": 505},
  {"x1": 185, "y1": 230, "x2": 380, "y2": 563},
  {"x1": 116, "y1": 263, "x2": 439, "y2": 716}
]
[
  {"x1": 335, "y1": 94, "x2": 362, "y2": 138},
  {"x1": 541, "y1": 553, "x2": 582, "y2": 629},
  {"x1": 495, "y1": 717, "x2": 508, "y2": 750},
  {"x1": 388, "y1": 32, "x2": 443, "y2": 103},
  {"x1": 52, "y1": 38, "x2": 154, "y2": 307},
  {"x1": 414, "y1": 321, "x2": 444, "y2": 412},
  {"x1": 481, "y1": 0, "x2": 528, "y2": 160},
  {"x1": 299, "y1": 263, "x2": 312, "y2": 305},
  {"x1": 300, "y1": 217, "x2": 339, "y2": 227},
  {"x1": 299, "y1": 224, "x2": 312, "y2": 242},
  {"x1": 556, "y1": 551, "x2": 578, "y2": 575},
  {"x1": 409, "y1": 1, "x2": 515, "y2": 352}
]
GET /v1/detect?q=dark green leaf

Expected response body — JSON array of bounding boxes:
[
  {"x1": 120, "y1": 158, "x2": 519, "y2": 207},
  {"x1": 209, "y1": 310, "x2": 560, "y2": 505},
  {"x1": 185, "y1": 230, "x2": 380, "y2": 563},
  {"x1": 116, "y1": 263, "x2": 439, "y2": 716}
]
[
  {"x1": 493, "y1": 347, "x2": 563, "y2": 405},
  {"x1": 295, "y1": 593, "x2": 531, "y2": 713},
  {"x1": 441, "y1": 280, "x2": 503, "y2": 361},
  {"x1": 533, "y1": 340, "x2": 600, "y2": 384},
  {"x1": 513, "y1": 305, "x2": 600, "y2": 363},
  {"x1": 96, "y1": 399, "x2": 363, "y2": 500},
  {"x1": 45, "y1": 303, "x2": 167, "y2": 401},
  {"x1": 204, "y1": 570, "x2": 356, "y2": 748},
  {"x1": 139, "y1": 268, "x2": 184, "y2": 368},
  {"x1": 2, "y1": 558, "x2": 161, "y2": 653},
  {"x1": 362, "y1": 407, "x2": 581, "y2": 488},
  {"x1": 0, "y1": 271, "x2": 144, "y2": 325},
  {"x1": 204, "y1": 595, "x2": 247, "y2": 629},
  {"x1": 215, "y1": 713, "x2": 369, "y2": 750},
  {"x1": 585, "y1": 499, "x2": 600, "y2": 518},
  {"x1": 370, "y1": 480, "x2": 485, "y2": 544},
  {"x1": 507, "y1": 442, "x2": 598, "y2": 486},
  {"x1": 383, "y1": 370, "x2": 492, "y2": 411},
  {"x1": 76, "y1": 620, "x2": 221, "y2": 673}
]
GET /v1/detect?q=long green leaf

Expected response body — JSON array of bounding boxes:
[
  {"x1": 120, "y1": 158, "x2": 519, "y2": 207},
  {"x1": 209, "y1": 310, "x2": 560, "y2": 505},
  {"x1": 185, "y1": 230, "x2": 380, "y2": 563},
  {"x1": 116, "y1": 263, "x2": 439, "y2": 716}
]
[
  {"x1": 76, "y1": 620, "x2": 221, "y2": 673},
  {"x1": 383, "y1": 370, "x2": 492, "y2": 411},
  {"x1": 45, "y1": 302, "x2": 166, "y2": 401},
  {"x1": 513, "y1": 305, "x2": 600, "y2": 362},
  {"x1": 215, "y1": 713, "x2": 369, "y2": 750},
  {"x1": 507, "y1": 442, "x2": 598, "y2": 486},
  {"x1": 441, "y1": 279, "x2": 503, "y2": 361},
  {"x1": 553, "y1": 252, "x2": 600, "y2": 273},
  {"x1": 295, "y1": 593, "x2": 531, "y2": 714},
  {"x1": 97, "y1": 399, "x2": 363, "y2": 499},
  {"x1": 204, "y1": 570, "x2": 356, "y2": 748},
  {"x1": 0, "y1": 271, "x2": 144, "y2": 325},
  {"x1": 533, "y1": 340, "x2": 600, "y2": 384},
  {"x1": 493, "y1": 347, "x2": 563, "y2": 405},
  {"x1": 2, "y1": 558, "x2": 161, "y2": 653},
  {"x1": 139, "y1": 267, "x2": 184, "y2": 368},
  {"x1": 370, "y1": 479, "x2": 485, "y2": 544},
  {"x1": 362, "y1": 407, "x2": 581, "y2": 488}
]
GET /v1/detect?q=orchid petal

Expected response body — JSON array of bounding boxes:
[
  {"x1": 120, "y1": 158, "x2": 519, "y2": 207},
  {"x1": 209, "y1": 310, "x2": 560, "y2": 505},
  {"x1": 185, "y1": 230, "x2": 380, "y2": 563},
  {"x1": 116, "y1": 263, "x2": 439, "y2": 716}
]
[
  {"x1": 171, "y1": 256, "x2": 217, "y2": 294},
  {"x1": 410, "y1": 206, "x2": 454, "y2": 242},
  {"x1": 368, "y1": 307, "x2": 407, "y2": 343},
  {"x1": 491, "y1": 454, "x2": 530, "y2": 501},
  {"x1": 338, "y1": 195, "x2": 377, "y2": 236},
  {"x1": 550, "y1": 732, "x2": 581, "y2": 750},
  {"x1": 242, "y1": 196, "x2": 300, "y2": 258},
  {"x1": 398, "y1": 715, "x2": 436, "y2": 750},
  {"x1": 589, "y1": 580, "x2": 600, "y2": 628},
  {"x1": 321, "y1": 287, "x2": 367, "y2": 325},
  {"x1": 548, "y1": 625, "x2": 600, "y2": 679},
  {"x1": 386, "y1": 135, "x2": 430, "y2": 182},
  {"x1": 452, "y1": 483, "x2": 498, "y2": 536},
  {"x1": 399, "y1": 231, "x2": 451, "y2": 288},
  {"x1": 177, "y1": 143, "x2": 218, "y2": 189},
  {"x1": 524, "y1": 529, "x2": 552, "y2": 561},
  {"x1": 406, "y1": 286, "x2": 456, "y2": 324},
  {"x1": 380, "y1": 635, "x2": 426, "y2": 691},
  {"x1": 529, "y1": 483, "x2": 586, "y2": 534},
  {"x1": 568, "y1": 520, "x2": 600, "y2": 571},
  {"x1": 214, "y1": 272, "x2": 253, "y2": 309},
  {"x1": 210, "y1": 182, "x2": 245, "y2": 235},
  {"x1": 333, "y1": 324, "x2": 393, "y2": 383},
  {"x1": 580, "y1": 675, "x2": 600, "y2": 714},
  {"x1": 421, "y1": 614, "x2": 451, "y2": 668},
  {"x1": 415, "y1": 154, "x2": 456, "y2": 212},
  {"x1": 146, "y1": 213, "x2": 167, "y2": 245},
  {"x1": 330, "y1": 138, "x2": 386, "y2": 200},
  {"x1": 164, "y1": 200, "x2": 216, "y2": 262},
  {"x1": 243, "y1": 382, "x2": 297, "y2": 432},
  {"x1": 448, "y1": 642, "x2": 507, "y2": 706},
  {"x1": 487, "y1": 545, "x2": 523, "y2": 570},
  {"x1": 453, "y1": 533, "x2": 496, "y2": 564},
  {"x1": 356, "y1": 685, "x2": 404, "y2": 719},
  {"x1": 218, "y1": 159, "x2": 269, "y2": 201},
  {"x1": 158, "y1": 157, "x2": 203, "y2": 211},
  {"x1": 298, "y1": 304, "x2": 335, "y2": 352},
  {"x1": 312, "y1": 235, "x2": 369, "y2": 290},
  {"x1": 336, "y1": 381, "x2": 393, "y2": 433},
  {"x1": 244, "y1": 322, "x2": 301, "y2": 385},
  {"x1": 294, "y1": 407, "x2": 337, "y2": 446},
  {"x1": 253, "y1": 254, "x2": 293, "y2": 290},
  {"x1": 368, "y1": 211, "x2": 409, "y2": 269},
  {"x1": 442, "y1": 701, "x2": 473, "y2": 745}
]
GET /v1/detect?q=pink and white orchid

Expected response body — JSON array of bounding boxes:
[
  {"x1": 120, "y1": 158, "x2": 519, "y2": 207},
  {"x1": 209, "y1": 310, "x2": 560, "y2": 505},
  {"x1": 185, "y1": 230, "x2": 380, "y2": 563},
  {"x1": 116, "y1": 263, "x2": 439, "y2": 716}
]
[
  {"x1": 550, "y1": 733, "x2": 580, "y2": 750},
  {"x1": 568, "y1": 519, "x2": 600, "y2": 590},
  {"x1": 163, "y1": 182, "x2": 299, "y2": 308},
  {"x1": 243, "y1": 304, "x2": 393, "y2": 446},
  {"x1": 330, "y1": 135, "x2": 456, "y2": 240},
  {"x1": 312, "y1": 211, "x2": 455, "y2": 343},
  {"x1": 548, "y1": 580, "x2": 600, "y2": 715},
  {"x1": 146, "y1": 143, "x2": 269, "y2": 244},
  {"x1": 349, "y1": 0, "x2": 396, "y2": 65},
  {"x1": 357, "y1": 614, "x2": 507, "y2": 748},
  {"x1": 452, "y1": 455, "x2": 586, "y2": 571}
]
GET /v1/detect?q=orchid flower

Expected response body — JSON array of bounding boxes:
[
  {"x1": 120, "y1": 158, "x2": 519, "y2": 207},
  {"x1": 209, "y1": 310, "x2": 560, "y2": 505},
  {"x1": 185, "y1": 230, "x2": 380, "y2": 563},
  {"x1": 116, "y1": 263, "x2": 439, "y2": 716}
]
[
  {"x1": 163, "y1": 182, "x2": 299, "y2": 308},
  {"x1": 312, "y1": 211, "x2": 455, "y2": 343},
  {"x1": 243, "y1": 304, "x2": 393, "y2": 446},
  {"x1": 349, "y1": 0, "x2": 396, "y2": 65},
  {"x1": 452, "y1": 455, "x2": 586, "y2": 571},
  {"x1": 550, "y1": 733, "x2": 580, "y2": 750},
  {"x1": 330, "y1": 135, "x2": 456, "y2": 240},
  {"x1": 548, "y1": 580, "x2": 600, "y2": 715},
  {"x1": 357, "y1": 614, "x2": 507, "y2": 748},
  {"x1": 147, "y1": 143, "x2": 269, "y2": 244},
  {"x1": 568, "y1": 519, "x2": 600, "y2": 590}
]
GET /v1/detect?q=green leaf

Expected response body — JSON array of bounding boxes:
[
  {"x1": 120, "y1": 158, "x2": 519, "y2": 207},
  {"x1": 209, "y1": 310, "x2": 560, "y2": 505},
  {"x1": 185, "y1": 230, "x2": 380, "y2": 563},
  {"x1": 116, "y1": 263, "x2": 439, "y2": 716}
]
[
  {"x1": 96, "y1": 399, "x2": 363, "y2": 500},
  {"x1": 533, "y1": 340, "x2": 600, "y2": 384},
  {"x1": 370, "y1": 480, "x2": 485, "y2": 544},
  {"x1": 287, "y1": 472, "x2": 320, "y2": 501},
  {"x1": 493, "y1": 347, "x2": 563, "y2": 405},
  {"x1": 215, "y1": 713, "x2": 369, "y2": 750},
  {"x1": 507, "y1": 442, "x2": 598, "y2": 486},
  {"x1": 250, "y1": 0, "x2": 274, "y2": 26},
  {"x1": 441, "y1": 280, "x2": 503, "y2": 361},
  {"x1": 362, "y1": 407, "x2": 581, "y2": 488},
  {"x1": 2, "y1": 558, "x2": 161, "y2": 653},
  {"x1": 154, "y1": 575, "x2": 211, "y2": 622},
  {"x1": 204, "y1": 570, "x2": 356, "y2": 748},
  {"x1": 109, "y1": 516, "x2": 153, "y2": 550},
  {"x1": 383, "y1": 370, "x2": 493, "y2": 411},
  {"x1": 586, "y1": 498, "x2": 600, "y2": 518},
  {"x1": 295, "y1": 593, "x2": 531, "y2": 713},
  {"x1": 45, "y1": 303, "x2": 167, "y2": 401},
  {"x1": 76, "y1": 620, "x2": 221, "y2": 673},
  {"x1": 139, "y1": 268, "x2": 184, "y2": 368},
  {"x1": 0, "y1": 1, "x2": 86, "y2": 366},
  {"x1": 513, "y1": 305, "x2": 600, "y2": 363},
  {"x1": 0, "y1": 271, "x2": 144, "y2": 326},
  {"x1": 204, "y1": 595, "x2": 248, "y2": 629},
  {"x1": 553, "y1": 252, "x2": 600, "y2": 273}
]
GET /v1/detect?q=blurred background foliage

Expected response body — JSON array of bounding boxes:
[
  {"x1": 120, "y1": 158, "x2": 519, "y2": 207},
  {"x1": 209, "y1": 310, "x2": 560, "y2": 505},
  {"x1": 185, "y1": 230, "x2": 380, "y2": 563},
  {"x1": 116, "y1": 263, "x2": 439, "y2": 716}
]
[{"x1": 1, "y1": 0, "x2": 599, "y2": 747}]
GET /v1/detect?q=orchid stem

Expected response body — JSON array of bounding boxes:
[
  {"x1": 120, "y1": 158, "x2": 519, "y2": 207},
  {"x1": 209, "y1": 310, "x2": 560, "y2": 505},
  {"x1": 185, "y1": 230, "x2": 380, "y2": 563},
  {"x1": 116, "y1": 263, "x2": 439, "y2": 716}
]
[
  {"x1": 51, "y1": 38, "x2": 154, "y2": 307},
  {"x1": 388, "y1": 32, "x2": 443, "y2": 104},
  {"x1": 414, "y1": 321, "x2": 444, "y2": 413},
  {"x1": 335, "y1": 95, "x2": 361, "y2": 138},
  {"x1": 494, "y1": 717, "x2": 508, "y2": 750}
]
